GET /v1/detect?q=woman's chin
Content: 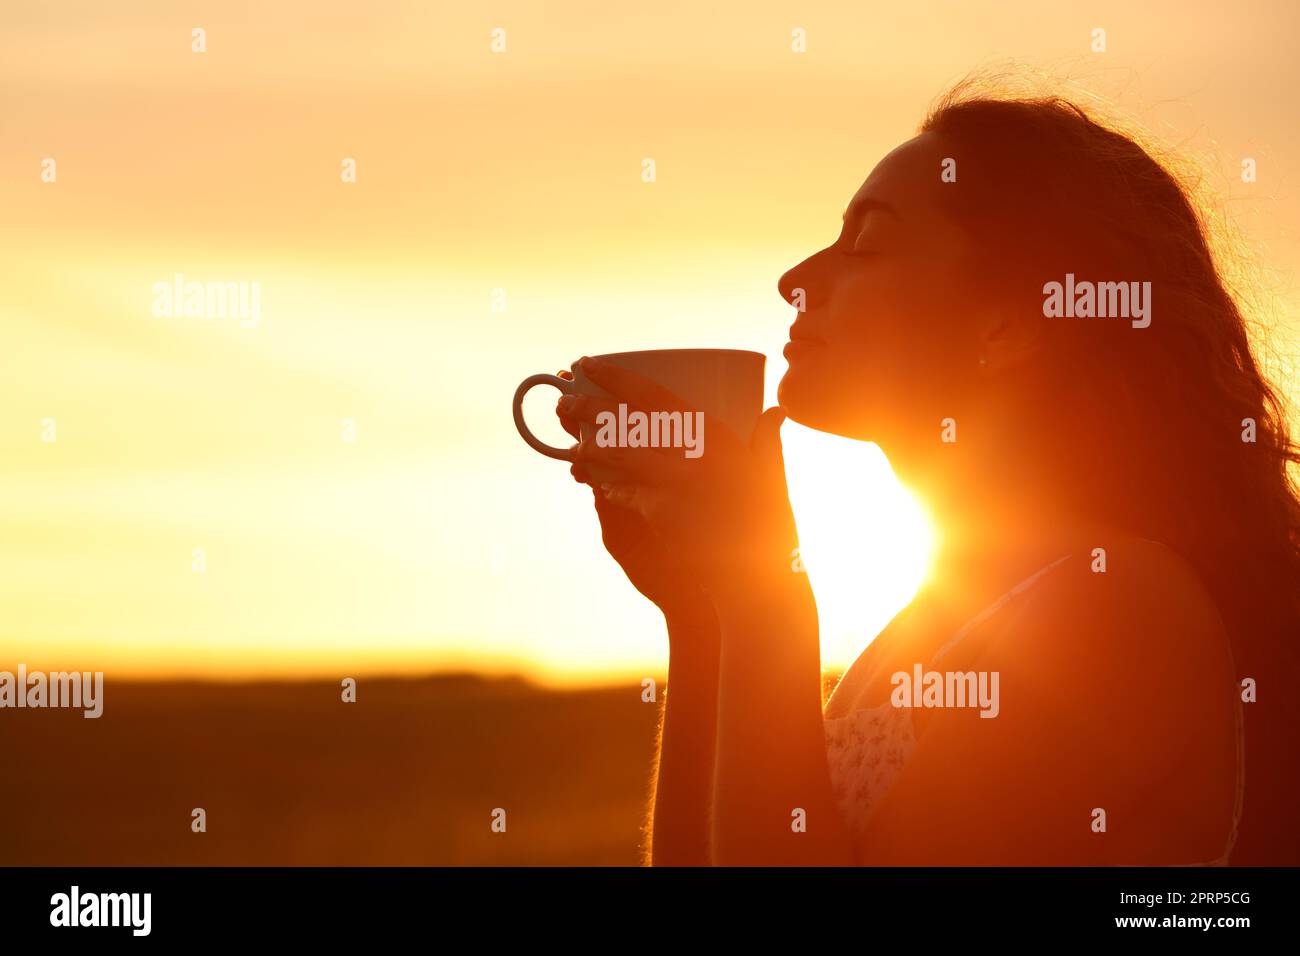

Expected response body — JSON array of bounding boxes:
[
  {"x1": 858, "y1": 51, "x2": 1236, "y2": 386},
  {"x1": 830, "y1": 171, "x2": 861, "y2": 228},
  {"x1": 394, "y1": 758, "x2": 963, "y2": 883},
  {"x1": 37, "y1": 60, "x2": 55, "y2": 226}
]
[
  {"x1": 776, "y1": 367, "x2": 815, "y2": 420},
  {"x1": 776, "y1": 370, "x2": 865, "y2": 439}
]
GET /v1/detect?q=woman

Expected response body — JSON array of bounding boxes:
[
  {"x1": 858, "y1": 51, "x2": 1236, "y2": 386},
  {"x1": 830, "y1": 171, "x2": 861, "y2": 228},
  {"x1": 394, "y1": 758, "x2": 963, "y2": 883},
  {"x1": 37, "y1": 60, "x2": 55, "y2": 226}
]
[{"x1": 555, "y1": 85, "x2": 1300, "y2": 865}]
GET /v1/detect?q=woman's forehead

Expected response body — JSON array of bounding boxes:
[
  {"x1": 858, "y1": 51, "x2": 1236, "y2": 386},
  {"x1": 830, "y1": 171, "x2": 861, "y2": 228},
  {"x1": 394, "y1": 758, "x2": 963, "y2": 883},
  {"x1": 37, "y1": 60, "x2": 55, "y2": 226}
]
[{"x1": 848, "y1": 133, "x2": 947, "y2": 215}]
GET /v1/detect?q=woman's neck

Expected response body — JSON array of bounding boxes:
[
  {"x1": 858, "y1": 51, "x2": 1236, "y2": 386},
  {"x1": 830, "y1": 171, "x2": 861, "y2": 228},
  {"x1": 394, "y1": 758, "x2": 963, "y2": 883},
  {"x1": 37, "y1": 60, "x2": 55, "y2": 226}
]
[{"x1": 905, "y1": 462, "x2": 1092, "y2": 619}]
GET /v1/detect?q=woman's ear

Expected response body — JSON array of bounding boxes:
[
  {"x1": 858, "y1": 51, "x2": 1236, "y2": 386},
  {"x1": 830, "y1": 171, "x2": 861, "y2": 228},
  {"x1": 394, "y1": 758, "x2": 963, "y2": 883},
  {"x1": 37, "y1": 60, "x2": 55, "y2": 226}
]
[{"x1": 977, "y1": 307, "x2": 1043, "y2": 375}]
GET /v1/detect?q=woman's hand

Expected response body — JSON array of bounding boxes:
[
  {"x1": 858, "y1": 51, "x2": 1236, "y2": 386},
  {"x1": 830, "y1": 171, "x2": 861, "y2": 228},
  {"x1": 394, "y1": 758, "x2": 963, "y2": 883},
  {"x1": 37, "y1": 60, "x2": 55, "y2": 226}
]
[
  {"x1": 566, "y1": 356, "x2": 805, "y2": 606},
  {"x1": 563, "y1": 360, "x2": 843, "y2": 865},
  {"x1": 560, "y1": 358, "x2": 841, "y2": 866},
  {"x1": 554, "y1": 369, "x2": 712, "y2": 622}
]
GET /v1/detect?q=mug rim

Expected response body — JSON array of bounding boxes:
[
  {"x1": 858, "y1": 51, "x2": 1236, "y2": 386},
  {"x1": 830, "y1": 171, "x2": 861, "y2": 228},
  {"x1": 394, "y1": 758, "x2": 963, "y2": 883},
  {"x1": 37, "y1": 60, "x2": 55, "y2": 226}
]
[{"x1": 582, "y1": 348, "x2": 765, "y2": 362}]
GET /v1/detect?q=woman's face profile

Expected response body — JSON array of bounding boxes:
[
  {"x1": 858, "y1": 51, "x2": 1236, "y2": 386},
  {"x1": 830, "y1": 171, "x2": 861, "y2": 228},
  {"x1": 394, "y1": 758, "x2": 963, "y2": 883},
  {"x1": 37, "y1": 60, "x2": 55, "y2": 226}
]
[{"x1": 777, "y1": 132, "x2": 989, "y2": 461}]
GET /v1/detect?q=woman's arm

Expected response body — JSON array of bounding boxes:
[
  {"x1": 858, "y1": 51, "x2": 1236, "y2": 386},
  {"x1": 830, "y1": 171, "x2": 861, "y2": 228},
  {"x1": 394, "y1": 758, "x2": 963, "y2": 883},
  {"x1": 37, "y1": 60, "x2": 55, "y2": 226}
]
[
  {"x1": 555, "y1": 375, "x2": 728, "y2": 865},
  {"x1": 646, "y1": 600, "x2": 720, "y2": 866},
  {"x1": 709, "y1": 565, "x2": 858, "y2": 866},
  {"x1": 567, "y1": 357, "x2": 857, "y2": 865}
]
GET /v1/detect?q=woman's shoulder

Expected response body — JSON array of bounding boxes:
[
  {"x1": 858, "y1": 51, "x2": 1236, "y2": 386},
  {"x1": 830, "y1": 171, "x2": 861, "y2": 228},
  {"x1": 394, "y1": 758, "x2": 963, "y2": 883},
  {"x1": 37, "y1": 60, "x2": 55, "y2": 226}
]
[
  {"x1": 1016, "y1": 534, "x2": 1228, "y2": 649},
  {"x1": 991, "y1": 533, "x2": 1237, "y2": 716}
]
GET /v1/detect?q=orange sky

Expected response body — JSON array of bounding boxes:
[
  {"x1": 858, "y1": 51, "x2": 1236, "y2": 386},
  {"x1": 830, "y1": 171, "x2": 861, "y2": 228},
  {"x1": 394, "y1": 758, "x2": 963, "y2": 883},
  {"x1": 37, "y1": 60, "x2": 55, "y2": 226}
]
[{"x1": 1, "y1": 1, "x2": 1296, "y2": 684}]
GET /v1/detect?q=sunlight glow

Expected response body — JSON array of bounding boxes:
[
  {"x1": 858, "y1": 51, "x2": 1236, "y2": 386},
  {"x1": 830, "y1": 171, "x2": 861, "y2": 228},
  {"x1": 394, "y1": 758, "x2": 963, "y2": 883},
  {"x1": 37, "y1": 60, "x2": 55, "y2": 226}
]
[
  {"x1": 781, "y1": 423, "x2": 935, "y2": 671},
  {"x1": 0, "y1": 2, "x2": 1293, "y2": 685}
]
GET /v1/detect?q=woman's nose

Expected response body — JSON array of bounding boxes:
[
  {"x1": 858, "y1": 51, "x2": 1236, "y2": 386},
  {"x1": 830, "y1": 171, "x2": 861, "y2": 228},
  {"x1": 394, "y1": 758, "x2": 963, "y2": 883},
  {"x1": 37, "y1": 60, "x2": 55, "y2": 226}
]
[
  {"x1": 777, "y1": 263, "x2": 806, "y2": 308},
  {"x1": 778, "y1": 250, "x2": 827, "y2": 310}
]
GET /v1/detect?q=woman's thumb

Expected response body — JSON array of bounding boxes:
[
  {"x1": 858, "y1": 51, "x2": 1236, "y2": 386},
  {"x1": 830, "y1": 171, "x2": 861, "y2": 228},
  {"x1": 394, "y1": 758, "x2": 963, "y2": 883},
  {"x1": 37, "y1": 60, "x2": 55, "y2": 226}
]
[{"x1": 750, "y1": 406, "x2": 787, "y2": 464}]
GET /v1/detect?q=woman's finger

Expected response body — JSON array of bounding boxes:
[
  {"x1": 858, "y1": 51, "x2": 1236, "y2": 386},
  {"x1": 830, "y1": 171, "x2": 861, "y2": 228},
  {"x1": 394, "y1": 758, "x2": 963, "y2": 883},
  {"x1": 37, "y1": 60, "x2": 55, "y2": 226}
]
[
  {"x1": 561, "y1": 388, "x2": 721, "y2": 462},
  {"x1": 575, "y1": 437, "x2": 686, "y2": 486},
  {"x1": 750, "y1": 406, "x2": 788, "y2": 481},
  {"x1": 574, "y1": 438, "x2": 628, "y2": 466},
  {"x1": 555, "y1": 403, "x2": 581, "y2": 440},
  {"x1": 556, "y1": 392, "x2": 623, "y2": 425},
  {"x1": 552, "y1": 369, "x2": 581, "y2": 438},
  {"x1": 599, "y1": 481, "x2": 638, "y2": 508},
  {"x1": 578, "y1": 356, "x2": 689, "y2": 412}
]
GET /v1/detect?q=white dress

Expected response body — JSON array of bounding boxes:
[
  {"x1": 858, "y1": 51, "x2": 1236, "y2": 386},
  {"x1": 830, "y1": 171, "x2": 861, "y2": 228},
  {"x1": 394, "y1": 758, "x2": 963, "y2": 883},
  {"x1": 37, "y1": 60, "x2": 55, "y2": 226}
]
[{"x1": 822, "y1": 553, "x2": 1244, "y2": 865}]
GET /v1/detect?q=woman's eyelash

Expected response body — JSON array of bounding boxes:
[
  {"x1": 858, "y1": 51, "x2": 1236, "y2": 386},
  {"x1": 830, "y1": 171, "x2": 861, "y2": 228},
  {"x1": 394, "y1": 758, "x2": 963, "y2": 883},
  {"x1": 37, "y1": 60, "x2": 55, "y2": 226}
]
[
  {"x1": 843, "y1": 242, "x2": 879, "y2": 259},
  {"x1": 837, "y1": 227, "x2": 882, "y2": 258}
]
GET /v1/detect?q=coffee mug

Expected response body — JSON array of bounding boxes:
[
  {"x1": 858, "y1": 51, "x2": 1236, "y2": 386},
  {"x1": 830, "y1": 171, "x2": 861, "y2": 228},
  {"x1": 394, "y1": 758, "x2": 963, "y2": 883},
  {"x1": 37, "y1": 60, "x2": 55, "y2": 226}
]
[{"x1": 512, "y1": 349, "x2": 765, "y2": 479}]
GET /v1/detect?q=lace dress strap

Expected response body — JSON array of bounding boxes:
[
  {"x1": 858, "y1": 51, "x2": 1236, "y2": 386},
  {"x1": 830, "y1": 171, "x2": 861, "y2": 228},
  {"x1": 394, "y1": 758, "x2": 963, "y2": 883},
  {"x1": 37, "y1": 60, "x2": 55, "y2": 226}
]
[
  {"x1": 929, "y1": 553, "x2": 1074, "y2": 666},
  {"x1": 824, "y1": 555, "x2": 1075, "y2": 836}
]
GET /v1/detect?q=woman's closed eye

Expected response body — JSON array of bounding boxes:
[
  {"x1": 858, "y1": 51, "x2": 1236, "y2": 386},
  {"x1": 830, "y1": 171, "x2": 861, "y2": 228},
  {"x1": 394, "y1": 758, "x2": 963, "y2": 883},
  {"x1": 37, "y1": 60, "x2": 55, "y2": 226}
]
[{"x1": 843, "y1": 229, "x2": 885, "y2": 258}]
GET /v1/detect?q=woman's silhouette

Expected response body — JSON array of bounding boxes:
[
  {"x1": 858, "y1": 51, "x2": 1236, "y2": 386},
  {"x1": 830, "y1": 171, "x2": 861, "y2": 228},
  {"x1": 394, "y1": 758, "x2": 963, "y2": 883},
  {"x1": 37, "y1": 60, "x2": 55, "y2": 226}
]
[{"x1": 555, "y1": 83, "x2": 1300, "y2": 865}]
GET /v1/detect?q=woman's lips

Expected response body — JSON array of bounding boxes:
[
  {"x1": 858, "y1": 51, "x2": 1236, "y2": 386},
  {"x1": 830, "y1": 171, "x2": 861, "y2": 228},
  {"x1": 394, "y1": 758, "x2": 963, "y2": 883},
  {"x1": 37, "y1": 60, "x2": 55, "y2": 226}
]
[
  {"x1": 784, "y1": 324, "x2": 825, "y2": 358},
  {"x1": 787, "y1": 322, "x2": 824, "y2": 343},
  {"x1": 783, "y1": 338, "x2": 823, "y2": 358}
]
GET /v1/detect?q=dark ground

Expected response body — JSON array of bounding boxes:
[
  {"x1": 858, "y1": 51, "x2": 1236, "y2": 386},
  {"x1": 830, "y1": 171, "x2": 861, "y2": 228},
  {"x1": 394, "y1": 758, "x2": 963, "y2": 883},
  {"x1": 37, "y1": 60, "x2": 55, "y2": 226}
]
[{"x1": 0, "y1": 675, "x2": 664, "y2": 866}]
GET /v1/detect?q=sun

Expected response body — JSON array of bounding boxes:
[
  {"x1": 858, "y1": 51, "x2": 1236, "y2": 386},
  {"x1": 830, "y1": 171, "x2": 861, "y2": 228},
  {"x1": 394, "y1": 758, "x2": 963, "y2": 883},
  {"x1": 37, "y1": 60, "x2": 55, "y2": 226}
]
[{"x1": 781, "y1": 422, "x2": 936, "y2": 673}]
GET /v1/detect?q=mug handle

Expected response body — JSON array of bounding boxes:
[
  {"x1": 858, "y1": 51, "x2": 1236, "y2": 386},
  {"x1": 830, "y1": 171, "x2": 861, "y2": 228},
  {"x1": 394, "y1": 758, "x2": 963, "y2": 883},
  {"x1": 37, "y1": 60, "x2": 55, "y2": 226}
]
[{"x1": 513, "y1": 373, "x2": 579, "y2": 461}]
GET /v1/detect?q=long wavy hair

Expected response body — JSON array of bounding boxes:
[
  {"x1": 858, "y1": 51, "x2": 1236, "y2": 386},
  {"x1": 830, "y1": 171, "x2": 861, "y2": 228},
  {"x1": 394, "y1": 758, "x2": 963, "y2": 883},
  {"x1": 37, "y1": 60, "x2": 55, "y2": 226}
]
[{"x1": 921, "y1": 81, "x2": 1300, "y2": 863}]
